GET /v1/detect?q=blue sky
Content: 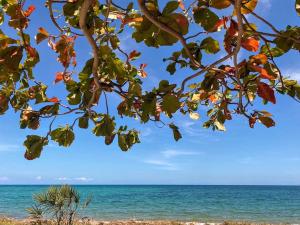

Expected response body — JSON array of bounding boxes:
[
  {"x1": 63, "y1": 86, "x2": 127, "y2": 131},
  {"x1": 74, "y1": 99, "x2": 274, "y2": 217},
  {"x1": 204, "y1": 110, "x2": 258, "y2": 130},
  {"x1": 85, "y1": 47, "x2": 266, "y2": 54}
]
[{"x1": 0, "y1": 0, "x2": 300, "y2": 185}]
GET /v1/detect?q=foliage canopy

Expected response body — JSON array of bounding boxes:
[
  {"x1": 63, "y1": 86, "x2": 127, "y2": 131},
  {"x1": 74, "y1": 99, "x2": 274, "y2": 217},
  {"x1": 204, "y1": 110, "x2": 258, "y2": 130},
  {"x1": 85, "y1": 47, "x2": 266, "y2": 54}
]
[{"x1": 0, "y1": 0, "x2": 300, "y2": 159}]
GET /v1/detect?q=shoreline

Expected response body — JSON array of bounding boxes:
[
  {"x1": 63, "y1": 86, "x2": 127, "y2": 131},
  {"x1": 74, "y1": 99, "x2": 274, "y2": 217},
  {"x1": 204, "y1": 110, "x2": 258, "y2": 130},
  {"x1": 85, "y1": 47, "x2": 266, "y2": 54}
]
[{"x1": 0, "y1": 216, "x2": 297, "y2": 225}]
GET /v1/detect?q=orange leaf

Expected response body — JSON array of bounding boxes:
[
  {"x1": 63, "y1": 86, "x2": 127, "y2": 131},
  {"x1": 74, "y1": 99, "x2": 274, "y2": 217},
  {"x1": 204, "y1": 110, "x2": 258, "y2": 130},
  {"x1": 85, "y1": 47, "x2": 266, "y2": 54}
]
[
  {"x1": 250, "y1": 53, "x2": 268, "y2": 64},
  {"x1": 209, "y1": 94, "x2": 218, "y2": 103},
  {"x1": 38, "y1": 27, "x2": 49, "y2": 36},
  {"x1": 257, "y1": 82, "x2": 276, "y2": 104},
  {"x1": 48, "y1": 97, "x2": 60, "y2": 103},
  {"x1": 242, "y1": 37, "x2": 259, "y2": 52},
  {"x1": 121, "y1": 17, "x2": 143, "y2": 28},
  {"x1": 251, "y1": 66, "x2": 275, "y2": 80},
  {"x1": 54, "y1": 72, "x2": 64, "y2": 84},
  {"x1": 24, "y1": 5, "x2": 36, "y2": 17},
  {"x1": 178, "y1": 0, "x2": 185, "y2": 10}
]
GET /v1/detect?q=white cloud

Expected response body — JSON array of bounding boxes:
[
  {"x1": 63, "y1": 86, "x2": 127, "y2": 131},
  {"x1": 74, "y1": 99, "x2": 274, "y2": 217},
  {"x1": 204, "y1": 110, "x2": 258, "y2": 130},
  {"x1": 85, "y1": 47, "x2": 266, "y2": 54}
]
[
  {"x1": 0, "y1": 176, "x2": 9, "y2": 181},
  {"x1": 143, "y1": 160, "x2": 178, "y2": 171},
  {"x1": 284, "y1": 70, "x2": 300, "y2": 81},
  {"x1": 56, "y1": 177, "x2": 93, "y2": 182},
  {"x1": 161, "y1": 149, "x2": 201, "y2": 158},
  {"x1": 36, "y1": 176, "x2": 42, "y2": 180},
  {"x1": 74, "y1": 177, "x2": 93, "y2": 182},
  {"x1": 180, "y1": 121, "x2": 208, "y2": 137},
  {"x1": 140, "y1": 127, "x2": 152, "y2": 137},
  {"x1": 260, "y1": 0, "x2": 271, "y2": 10},
  {"x1": 57, "y1": 177, "x2": 70, "y2": 181},
  {"x1": 0, "y1": 144, "x2": 19, "y2": 152}
]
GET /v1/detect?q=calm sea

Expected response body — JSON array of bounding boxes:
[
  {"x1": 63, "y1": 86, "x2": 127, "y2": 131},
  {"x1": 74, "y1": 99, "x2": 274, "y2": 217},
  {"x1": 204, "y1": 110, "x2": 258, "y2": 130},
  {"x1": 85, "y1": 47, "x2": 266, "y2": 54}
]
[{"x1": 0, "y1": 185, "x2": 299, "y2": 223}]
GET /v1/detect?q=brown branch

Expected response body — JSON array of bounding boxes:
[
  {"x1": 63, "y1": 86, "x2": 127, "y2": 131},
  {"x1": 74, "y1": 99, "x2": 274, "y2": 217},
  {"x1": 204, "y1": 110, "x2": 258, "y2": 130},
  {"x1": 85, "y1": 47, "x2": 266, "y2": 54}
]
[
  {"x1": 179, "y1": 53, "x2": 234, "y2": 94},
  {"x1": 137, "y1": 0, "x2": 201, "y2": 68},
  {"x1": 48, "y1": 0, "x2": 64, "y2": 33},
  {"x1": 244, "y1": 5, "x2": 300, "y2": 45},
  {"x1": 49, "y1": 0, "x2": 84, "y2": 36},
  {"x1": 233, "y1": 0, "x2": 244, "y2": 112},
  {"x1": 79, "y1": 0, "x2": 101, "y2": 108}
]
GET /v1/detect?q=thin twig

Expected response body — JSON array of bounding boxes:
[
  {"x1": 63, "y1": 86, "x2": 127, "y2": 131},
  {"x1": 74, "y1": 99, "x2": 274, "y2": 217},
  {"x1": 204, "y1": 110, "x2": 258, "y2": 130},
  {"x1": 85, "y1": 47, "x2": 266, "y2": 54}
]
[{"x1": 137, "y1": 0, "x2": 201, "y2": 68}]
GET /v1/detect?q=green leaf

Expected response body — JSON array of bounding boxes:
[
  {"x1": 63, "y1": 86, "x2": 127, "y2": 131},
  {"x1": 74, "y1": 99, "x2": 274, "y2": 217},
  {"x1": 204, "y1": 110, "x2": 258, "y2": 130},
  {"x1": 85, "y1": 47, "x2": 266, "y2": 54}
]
[
  {"x1": 50, "y1": 126, "x2": 75, "y2": 147},
  {"x1": 259, "y1": 116, "x2": 275, "y2": 128},
  {"x1": 0, "y1": 46, "x2": 23, "y2": 71},
  {"x1": 193, "y1": 8, "x2": 219, "y2": 31},
  {"x1": 161, "y1": 94, "x2": 181, "y2": 116},
  {"x1": 162, "y1": 1, "x2": 179, "y2": 15},
  {"x1": 93, "y1": 115, "x2": 115, "y2": 137},
  {"x1": 169, "y1": 123, "x2": 182, "y2": 141},
  {"x1": 200, "y1": 37, "x2": 220, "y2": 54},
  {"x1": 260, "y1": 45, "x2": 285, "y2": 57},
  {"x1": 67, "y1": 92, "x2": 81, "y2": 105},
  {"x1": 166, "y1": 62, "x2": 176, "y2": 75},
  {"x1": 24, "y1": 135, "x2": 48, "y2": 160},
  {"x1": 78, "y1": 116, "x2": 89, "y2": 129},
  {"x1": 118, "y1": 130, "x2": 140, "y2": 151}
]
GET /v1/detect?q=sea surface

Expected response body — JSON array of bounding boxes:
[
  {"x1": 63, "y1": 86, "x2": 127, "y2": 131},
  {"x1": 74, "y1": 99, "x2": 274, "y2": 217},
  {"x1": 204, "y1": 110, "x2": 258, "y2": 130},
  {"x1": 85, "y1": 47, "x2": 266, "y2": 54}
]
[{"x1": 0, "y1": 185, "x2": 299, "y2": 223}]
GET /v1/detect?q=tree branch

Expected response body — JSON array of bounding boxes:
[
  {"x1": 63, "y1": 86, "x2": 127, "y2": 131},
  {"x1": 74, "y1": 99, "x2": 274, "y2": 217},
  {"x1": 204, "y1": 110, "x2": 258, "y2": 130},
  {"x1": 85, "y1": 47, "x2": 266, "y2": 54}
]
[
  {"x1": 79, "y1": 0, "x2": 101, "y2": 108},
  {"x1": 137, "y1": 0, "x2": 201, "y2": 68},
  {"x1": 233, "y1": 0, "x2": 244, "y2": 112}
]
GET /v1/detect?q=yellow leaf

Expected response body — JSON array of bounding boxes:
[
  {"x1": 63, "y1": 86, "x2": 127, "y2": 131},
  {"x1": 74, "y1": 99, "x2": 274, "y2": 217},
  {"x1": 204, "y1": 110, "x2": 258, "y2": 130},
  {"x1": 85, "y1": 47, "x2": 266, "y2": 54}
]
[
  {"x1": 214, "y1": 121, "x2": 226, "y2": 131},
  {"x1": 233, "y1": 0, "x2": 258, "y2": 15},
  {"x1": 210, "y1": 0, "x2": 231, "y2": 9},
  {"x1": 189, "y1": 112, "x2": 200, "y2": 120}
]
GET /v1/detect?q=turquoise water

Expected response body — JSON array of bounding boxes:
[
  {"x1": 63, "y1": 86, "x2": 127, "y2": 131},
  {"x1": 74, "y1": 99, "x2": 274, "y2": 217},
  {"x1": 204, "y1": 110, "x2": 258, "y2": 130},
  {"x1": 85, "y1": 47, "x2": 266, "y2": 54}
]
[{"x1": 0, "y1": 185, "x2": 300, "y2": 223}]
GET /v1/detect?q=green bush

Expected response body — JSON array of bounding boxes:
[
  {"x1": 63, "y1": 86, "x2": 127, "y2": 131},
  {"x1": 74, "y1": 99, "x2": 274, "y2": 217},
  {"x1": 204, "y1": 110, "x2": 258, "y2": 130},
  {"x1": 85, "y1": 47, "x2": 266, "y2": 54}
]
[{"x1": 27, "y1": 185, "x2": 91, "y2": 225}]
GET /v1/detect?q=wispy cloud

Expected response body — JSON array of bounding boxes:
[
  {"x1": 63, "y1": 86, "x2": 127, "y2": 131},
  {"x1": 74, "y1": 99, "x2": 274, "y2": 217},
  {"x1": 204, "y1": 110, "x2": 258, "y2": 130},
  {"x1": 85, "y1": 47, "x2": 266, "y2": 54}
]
[
  {"x1": 140, "y1": 127, "x2": 153, "y2": 138},
  {"x1": 74, "y1": 177, "x2": 94, "y2": 182},
  {"x1": 260, "y1": 0, "x2": 271, "y2": 10},
  {"x1": 56, "y1": 177, "x2": 93, "y2": 182},
  {"x1": 284, "y1": 70, "x2": 300, "y2": 81},
  {"x1": 0, "y1": 176, "x2": 9, "y2": 182},
  {"x1": 143, "y1": 148, "x2": 201, "y2": 171},
  {"x1": 161, "y1": 149, "x2": 201, "y2": 158},
  {"x1": 180, "y1": 121, "x2": 207, "y2": 137},
  {"x1": 143, "y1": 160, "x2": 178, "y2": 171}
]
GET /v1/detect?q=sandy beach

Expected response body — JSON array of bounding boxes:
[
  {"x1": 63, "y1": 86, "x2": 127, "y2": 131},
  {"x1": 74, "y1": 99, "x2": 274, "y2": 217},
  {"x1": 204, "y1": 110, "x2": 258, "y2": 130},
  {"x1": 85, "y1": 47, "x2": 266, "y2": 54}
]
[{"x1": 0, "y1": 217, "x2": 293, "y2": 225}]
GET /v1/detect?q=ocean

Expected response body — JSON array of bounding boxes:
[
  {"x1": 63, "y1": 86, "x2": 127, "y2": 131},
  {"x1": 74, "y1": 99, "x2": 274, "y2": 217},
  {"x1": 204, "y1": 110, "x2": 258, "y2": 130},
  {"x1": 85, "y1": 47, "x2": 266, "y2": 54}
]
[{"x1": 0, "y1": 185, "x2": 299, "y2": 223}]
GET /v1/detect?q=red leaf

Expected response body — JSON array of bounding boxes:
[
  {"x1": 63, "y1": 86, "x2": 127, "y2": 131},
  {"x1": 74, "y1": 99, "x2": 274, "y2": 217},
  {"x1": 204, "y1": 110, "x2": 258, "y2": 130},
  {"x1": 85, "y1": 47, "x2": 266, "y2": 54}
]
[
  {"x1": 213, "y1": 17, "x2": 228, "y2": 31},
  {"x1": 129, "y1": 50, "x2": 141, "y2": 61},
  {"x1": 257, "y1": 82, "x2": 276, "y2": 104},
  {"x1": 24, "y1": 5, "x2": 36, "y2": 17},
  {"x1": 228, "y1": 19, "x2": 238, "y2": 36},
  {"x1": 25, "y1": 46, "x2": 37, "y2": 58},
  {"x1": 48, "y1": 97, "x2": 60, "y2": 103},
  {"x1": 242, "y1": 37, "x2": 259, "y2": 52},
  {"x1": 54, "y1": 72, "x2": 64, "y2": 84}
]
